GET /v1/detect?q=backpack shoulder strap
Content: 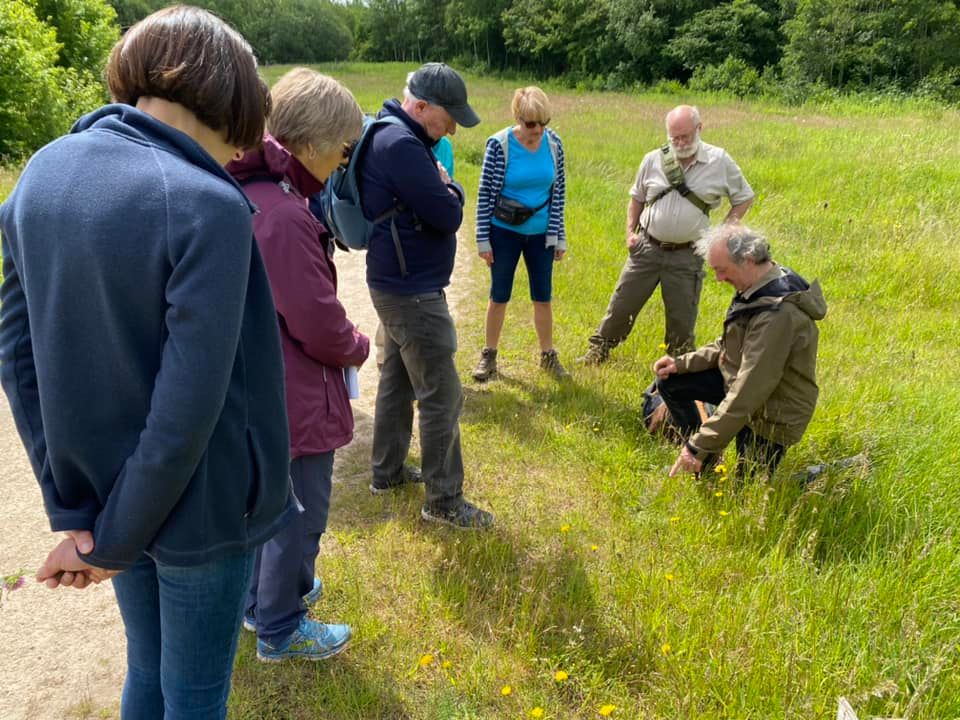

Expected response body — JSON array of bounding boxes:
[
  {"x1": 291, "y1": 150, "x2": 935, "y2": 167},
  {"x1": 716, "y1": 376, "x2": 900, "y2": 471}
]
[
  {"x1": 545, "y1": 130, "x2": 559, "y2": 170},
  {"x1": 491, "y1": 128, "x2": 510, "y2": 167},
  {"x1": 648, "y1": 144, "x2": 710, "y2": 216}
]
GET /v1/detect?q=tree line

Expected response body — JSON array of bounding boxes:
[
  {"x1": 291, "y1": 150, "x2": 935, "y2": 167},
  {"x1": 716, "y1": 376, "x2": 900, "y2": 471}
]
[{"x1": 4, "y1": 0, "x2": 960, "y2": 160}]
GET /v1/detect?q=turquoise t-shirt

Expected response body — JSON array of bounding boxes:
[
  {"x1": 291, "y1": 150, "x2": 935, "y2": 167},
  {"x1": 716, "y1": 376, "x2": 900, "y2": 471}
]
[
  {"x1": 432, "y1": 136, "x2": 454, "y2": 179},
  {"x1": 491, "y1": 129, "x2": 554, "y2": 235}
]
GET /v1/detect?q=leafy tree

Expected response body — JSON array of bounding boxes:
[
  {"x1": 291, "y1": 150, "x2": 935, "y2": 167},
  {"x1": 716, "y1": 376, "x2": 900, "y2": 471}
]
[
  {"x1": 782, "y1": 0, "x2": 960, "y2": 88},
  {"x1": 30, "y1": 0, "x2": 119, "y2": 77},
  {"x1": 666, "y1": 0, "x2": 781, "y2": 74},
  {"x1": 501, "y1": 0, "x2": 618, "y2": 76}
]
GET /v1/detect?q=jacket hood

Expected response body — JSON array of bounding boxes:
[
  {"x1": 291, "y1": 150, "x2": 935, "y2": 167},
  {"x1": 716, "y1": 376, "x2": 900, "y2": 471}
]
[
  {"x1": 378, "y1": 99, "x2": 437, "y2": 148},
  {"x1": 226, "y1": 134, "x2": 324, "y2": 199},
  {"x1": 726, "y1": 266, "x2": 827, "y2": 323},
  {"x1": 72, "y1": 104, "x2": 255, "y2": 213}
]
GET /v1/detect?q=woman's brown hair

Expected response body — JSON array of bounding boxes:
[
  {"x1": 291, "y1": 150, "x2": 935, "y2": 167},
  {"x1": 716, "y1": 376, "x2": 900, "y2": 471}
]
[{"x1": 105, "y1": 5, "x2": 270, "y2": 148}]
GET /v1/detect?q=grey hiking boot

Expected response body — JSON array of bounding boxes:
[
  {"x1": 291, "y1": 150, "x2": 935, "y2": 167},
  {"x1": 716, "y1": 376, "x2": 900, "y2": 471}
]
[
  {"x1": 421, "y1": 499, "x2": 494, "y2": 529},
  {"x1": 576, "y1": 339, "x2": 612, "y2": 366},
  {"x1": 540, "y1": 349, "x2": 570, "y2": 380},
  {"x1": 471, "y1": 347, "x2": 498, "y2": 382}
]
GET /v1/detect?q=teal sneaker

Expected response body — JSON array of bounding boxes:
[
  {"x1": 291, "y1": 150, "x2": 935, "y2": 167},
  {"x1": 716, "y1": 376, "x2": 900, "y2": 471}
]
[
  {"x1": 257, "y1": 618, "x2": 351, "y2": 663},
  {"x1": 303, "y1": 577, "x2": 323, "y2": 606}
]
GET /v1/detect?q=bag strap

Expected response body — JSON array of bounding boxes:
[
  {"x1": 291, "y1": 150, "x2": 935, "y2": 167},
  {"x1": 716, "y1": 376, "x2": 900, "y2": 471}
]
[
  {"x1": 647, "y1": 144, "x2": 710, "y2": 216},
  {"x1": 373, "y1": 204, "x2": 408, "y2": 278}
]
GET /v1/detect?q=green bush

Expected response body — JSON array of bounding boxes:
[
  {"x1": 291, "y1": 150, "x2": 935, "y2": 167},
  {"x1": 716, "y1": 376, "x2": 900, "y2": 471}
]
[
  {"x1": 689, "y1": 55, "x2": 762, "y2": 97},
  {"x1": 0, "y1": 0, "x2": 67, "y2": 158},
  {"x1": 31, "y1": 0, "x2": 119, "y2": 77}
]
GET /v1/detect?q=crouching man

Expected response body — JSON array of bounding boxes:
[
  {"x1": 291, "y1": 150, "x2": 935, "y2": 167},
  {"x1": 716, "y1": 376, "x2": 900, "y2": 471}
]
[{"x1": 653, "y1": 224, "x2": 826, "y2": 480}]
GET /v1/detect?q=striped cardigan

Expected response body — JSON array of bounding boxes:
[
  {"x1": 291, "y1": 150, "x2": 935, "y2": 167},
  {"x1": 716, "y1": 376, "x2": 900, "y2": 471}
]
[{"x1": 475, "y1": 126, "x2": 567, "y2": 253}]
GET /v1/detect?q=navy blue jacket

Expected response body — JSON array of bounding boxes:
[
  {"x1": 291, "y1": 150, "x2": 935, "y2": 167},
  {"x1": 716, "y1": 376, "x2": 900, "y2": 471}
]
[
  {"x1": 0, "y1": 105, "x2": 296, "y2": 569},
  {"x1": 361, "y1": 100, "x2": 465, "y2": 294}
]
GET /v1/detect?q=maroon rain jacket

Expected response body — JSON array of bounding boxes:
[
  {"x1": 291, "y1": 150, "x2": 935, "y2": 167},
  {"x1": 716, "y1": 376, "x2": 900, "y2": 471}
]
[{"x1": 229, "y1": 135, "x2": 369, "y2": 457}]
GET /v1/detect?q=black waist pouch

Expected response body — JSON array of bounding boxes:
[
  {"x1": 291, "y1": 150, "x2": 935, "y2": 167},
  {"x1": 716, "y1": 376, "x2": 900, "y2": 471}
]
[{"x1": 493, "y1": 194, "x2": 549, "y2": 225}]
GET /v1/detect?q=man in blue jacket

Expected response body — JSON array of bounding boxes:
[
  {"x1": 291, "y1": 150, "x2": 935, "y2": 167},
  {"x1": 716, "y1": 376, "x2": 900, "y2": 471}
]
[{"x1": 362, "y1": 63, "x2": 493, "y2": 529}]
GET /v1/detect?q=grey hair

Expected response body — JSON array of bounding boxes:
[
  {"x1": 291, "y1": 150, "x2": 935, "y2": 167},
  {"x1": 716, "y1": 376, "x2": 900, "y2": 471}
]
[
  {"x1": 665, "y1": 105, "x2": 701, "y2": 129},
  {"x1": 267, "y1": 67, "x2": 363, "y2": 155},
  {"x1": 695, "y1": 224, "x2": 771, "y2": 264},
  {"x1": 403, "y1": 71, "x2": 422, "y2": 103}
]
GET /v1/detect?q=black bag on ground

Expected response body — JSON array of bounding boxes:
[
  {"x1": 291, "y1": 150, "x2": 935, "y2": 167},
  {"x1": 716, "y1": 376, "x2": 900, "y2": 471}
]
[{"x1": 641, "y1": 381, "x2": 714, "y2": 444}]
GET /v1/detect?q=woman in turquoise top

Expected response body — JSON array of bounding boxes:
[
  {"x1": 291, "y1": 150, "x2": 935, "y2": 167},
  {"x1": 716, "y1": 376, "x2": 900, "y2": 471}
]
[{"x1": 473, "y1": 86, "x2": 568, "y2": 381}]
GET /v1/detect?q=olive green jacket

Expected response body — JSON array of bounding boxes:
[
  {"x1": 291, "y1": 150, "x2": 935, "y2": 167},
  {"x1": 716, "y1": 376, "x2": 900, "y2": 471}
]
[{"x1": 676, "y1": 264, "x2": 827, "y2": 459}]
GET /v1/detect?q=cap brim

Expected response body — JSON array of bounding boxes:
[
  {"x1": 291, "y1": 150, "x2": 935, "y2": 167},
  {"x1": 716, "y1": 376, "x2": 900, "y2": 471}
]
[{"x1": 445, "y1": 103, "x2": 480, "y2": 128}]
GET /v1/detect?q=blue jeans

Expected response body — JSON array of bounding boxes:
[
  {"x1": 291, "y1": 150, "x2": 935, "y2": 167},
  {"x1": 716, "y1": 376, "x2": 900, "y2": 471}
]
[
  {"x1": 488, "y1": 225, "x2": 554, "y2": 302},
  {"x1": 370, "y1": 288, "x2": 464, "y2": 511},
  {"x1": 246, "y1": 452, "x2": 333, "y2": 645},
  {"x1": 112, "y1": 550, "x2": 255, "y2": 720}
]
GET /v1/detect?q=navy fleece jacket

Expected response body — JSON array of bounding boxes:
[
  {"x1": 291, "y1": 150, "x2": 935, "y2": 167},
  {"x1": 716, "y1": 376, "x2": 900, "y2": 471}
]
[
  {"x1": 361, "y1": 100, "x2": 465, "y2": 294},
  {"x1": 0, "y1": 105, "x2": 296, "y2": 569}
]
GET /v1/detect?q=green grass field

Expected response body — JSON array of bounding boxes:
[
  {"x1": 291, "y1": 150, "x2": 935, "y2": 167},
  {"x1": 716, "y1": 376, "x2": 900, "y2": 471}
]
[{"x1": 5, "y1": 64, "x2": 960, "y2": 718}]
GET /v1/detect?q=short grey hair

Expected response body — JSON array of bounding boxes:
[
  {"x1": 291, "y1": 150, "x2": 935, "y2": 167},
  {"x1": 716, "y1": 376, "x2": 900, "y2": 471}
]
[
  {"x1": 403, "y1": 71, "x2": 422, "y2": 103},
  {"x1": 267, "y1": 67, "x2": 363, "y2": 155},
  {"x1": 665, "y1": 105, "x2": 701, "y2": 129},
  {"x1": 695, "y1": 224, "x2": 771, "y2": 264}
]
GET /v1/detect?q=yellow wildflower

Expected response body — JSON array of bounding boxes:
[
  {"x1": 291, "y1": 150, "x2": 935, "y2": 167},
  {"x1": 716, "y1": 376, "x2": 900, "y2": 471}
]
[
  {"x1": 599, "y1": 705, "x2": 617, "y2": 717},
  {"x1": 657, "y1": 342, "x2": 667, "y2": 351},
  {"x1": 530, "y1": 708, "x2": 545, "y2": 718},
  {"x1": 669, "y1": 515, "x2": 680, "y2": 524},
  {"x1": 590, "y1": 544, "x2": 599, "y2": 551},
  {"x1": 714, "y1": 464, "x2": 727, "y2": 474},
  {"x1": 719, "y1": 510, "x2": 729, "y2": 517},
  {"x1": 714, "y1": 490, "x2": 723, "y2": 498},
  {"x1": 554, "y1": 670, "x2": 569, "y2": 682},
  {"x1": 560, "y1": 524, "x2": 571, "y2": 533},
  {"x1": 661, "y1": 642, "x2": 671, "y2": 655},
  {"x1": 501, "y1": 685, "x2": 512, "y2": 696},
  {"x1": 664, "y1": 572, "x2": 674, "y2": 582},
  {"x1": 441, "y1": 660, "x2": 452, "y2": 669},
  {"x1": 418, "y1": 654, "x2": 434, "y2": 667}
]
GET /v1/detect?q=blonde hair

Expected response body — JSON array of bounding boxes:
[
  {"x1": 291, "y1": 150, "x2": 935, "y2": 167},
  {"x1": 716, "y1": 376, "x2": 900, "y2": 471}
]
[
  {"x1": 267, "y1": 68, "x2": 362, "y2": 155},
  {"x1": 511, "y1": 86, "x2": 551, "y2": 124}
]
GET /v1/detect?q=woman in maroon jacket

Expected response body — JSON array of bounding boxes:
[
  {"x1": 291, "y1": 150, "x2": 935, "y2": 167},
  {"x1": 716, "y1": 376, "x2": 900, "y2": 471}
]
[{"x1": 228, "y1": 68, "x2": 369, "y2": 663}]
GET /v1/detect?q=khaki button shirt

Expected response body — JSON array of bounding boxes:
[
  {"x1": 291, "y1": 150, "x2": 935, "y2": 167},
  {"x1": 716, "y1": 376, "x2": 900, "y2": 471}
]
[{"x1": 629, "y1": 142, "x2": 754, "y2": 245}]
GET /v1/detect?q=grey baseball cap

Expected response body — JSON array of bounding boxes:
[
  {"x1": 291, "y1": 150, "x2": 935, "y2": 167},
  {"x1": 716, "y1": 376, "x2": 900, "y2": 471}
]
[{"x1": 408, "y1": 63, "x2": 480, "y2": 128}]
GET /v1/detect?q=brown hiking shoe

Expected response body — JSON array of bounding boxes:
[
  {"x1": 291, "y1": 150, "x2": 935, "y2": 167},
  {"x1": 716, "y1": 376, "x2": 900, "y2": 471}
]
[
  {"x1": 540, "y1": 349, "x2": 570, "y2": 380},
  {"x1": 576, "y1": 342, "x2": 610, "y2": 366},
  {"x1": 471, "y1": 347, "x2": 498, "y2": 382}
]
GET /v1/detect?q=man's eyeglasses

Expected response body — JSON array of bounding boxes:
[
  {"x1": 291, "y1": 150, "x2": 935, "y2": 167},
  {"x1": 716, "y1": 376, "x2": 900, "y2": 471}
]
[{"x1": 521, "y1": 118, "x2": 550, "y2": 129}]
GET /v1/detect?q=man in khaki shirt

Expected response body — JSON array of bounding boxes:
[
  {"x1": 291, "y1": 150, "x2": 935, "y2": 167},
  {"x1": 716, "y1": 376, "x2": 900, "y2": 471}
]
[
  {"x1": 654, "y1": 224, "x2": 826, "y2": 481},
  {"x1": 580, "y1": 105, "x2": 754, "y2": 364}
]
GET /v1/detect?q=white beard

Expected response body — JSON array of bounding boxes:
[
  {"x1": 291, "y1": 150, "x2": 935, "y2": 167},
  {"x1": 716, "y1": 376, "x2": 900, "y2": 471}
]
[{"x1": 671, "y1": 132, "x2": 701, "y2": 159}]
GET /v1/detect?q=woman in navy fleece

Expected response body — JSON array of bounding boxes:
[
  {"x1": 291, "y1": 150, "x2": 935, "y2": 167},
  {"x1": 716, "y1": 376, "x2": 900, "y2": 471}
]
[
  {"x1": 228, "y1": 68, "x2": 370, "y2": 663},
  {"x1": 0, "y1": 7, "x2": 293, "y2": 718}
]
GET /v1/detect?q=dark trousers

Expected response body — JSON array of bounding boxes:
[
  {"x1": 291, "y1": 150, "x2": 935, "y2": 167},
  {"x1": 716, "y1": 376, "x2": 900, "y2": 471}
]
[
  {"x1": 246, "y1": 451, "x2": 333, "y2": 645},
  {"x1": 656, "y1": 369, "x2": 786, "y2": 479},
  {"x1": 370, "y1": 288, "x2": 464, "y2": 512}
]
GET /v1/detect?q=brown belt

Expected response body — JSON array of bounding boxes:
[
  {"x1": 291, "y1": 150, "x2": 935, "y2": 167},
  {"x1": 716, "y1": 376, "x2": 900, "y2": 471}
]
[{"x1": 645, "y1": 233, "x2": 692, "y2": 251}]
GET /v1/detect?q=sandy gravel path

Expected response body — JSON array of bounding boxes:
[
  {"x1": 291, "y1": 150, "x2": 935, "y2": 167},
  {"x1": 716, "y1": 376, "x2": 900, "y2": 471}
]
[{"x1": 0, "y1": 238, "x2": 473, "y2": 719}]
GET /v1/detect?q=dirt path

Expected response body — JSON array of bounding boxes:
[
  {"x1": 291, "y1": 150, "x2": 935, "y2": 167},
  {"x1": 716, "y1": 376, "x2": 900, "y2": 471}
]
[{"x1": 0, "y1": 238, "x2": 474, "y2": 719}]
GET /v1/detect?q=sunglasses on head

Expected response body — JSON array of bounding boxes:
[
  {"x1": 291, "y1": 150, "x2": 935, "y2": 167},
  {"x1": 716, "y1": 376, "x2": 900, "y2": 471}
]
[{"x1": 521, "y1": 118, "x2": 549, "y2": 129}]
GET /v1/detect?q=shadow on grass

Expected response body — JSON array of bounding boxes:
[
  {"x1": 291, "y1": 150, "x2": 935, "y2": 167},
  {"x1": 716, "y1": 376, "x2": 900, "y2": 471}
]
[
  {"x1": 229, "y1": 635, "x2": 408, "y2": 720},
  {"x1": 423, "y1": 524, "x2": 654, "y2": 696},
  {"x1": 689, "y1": 450, "x2": 904, "y2": 566}
]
